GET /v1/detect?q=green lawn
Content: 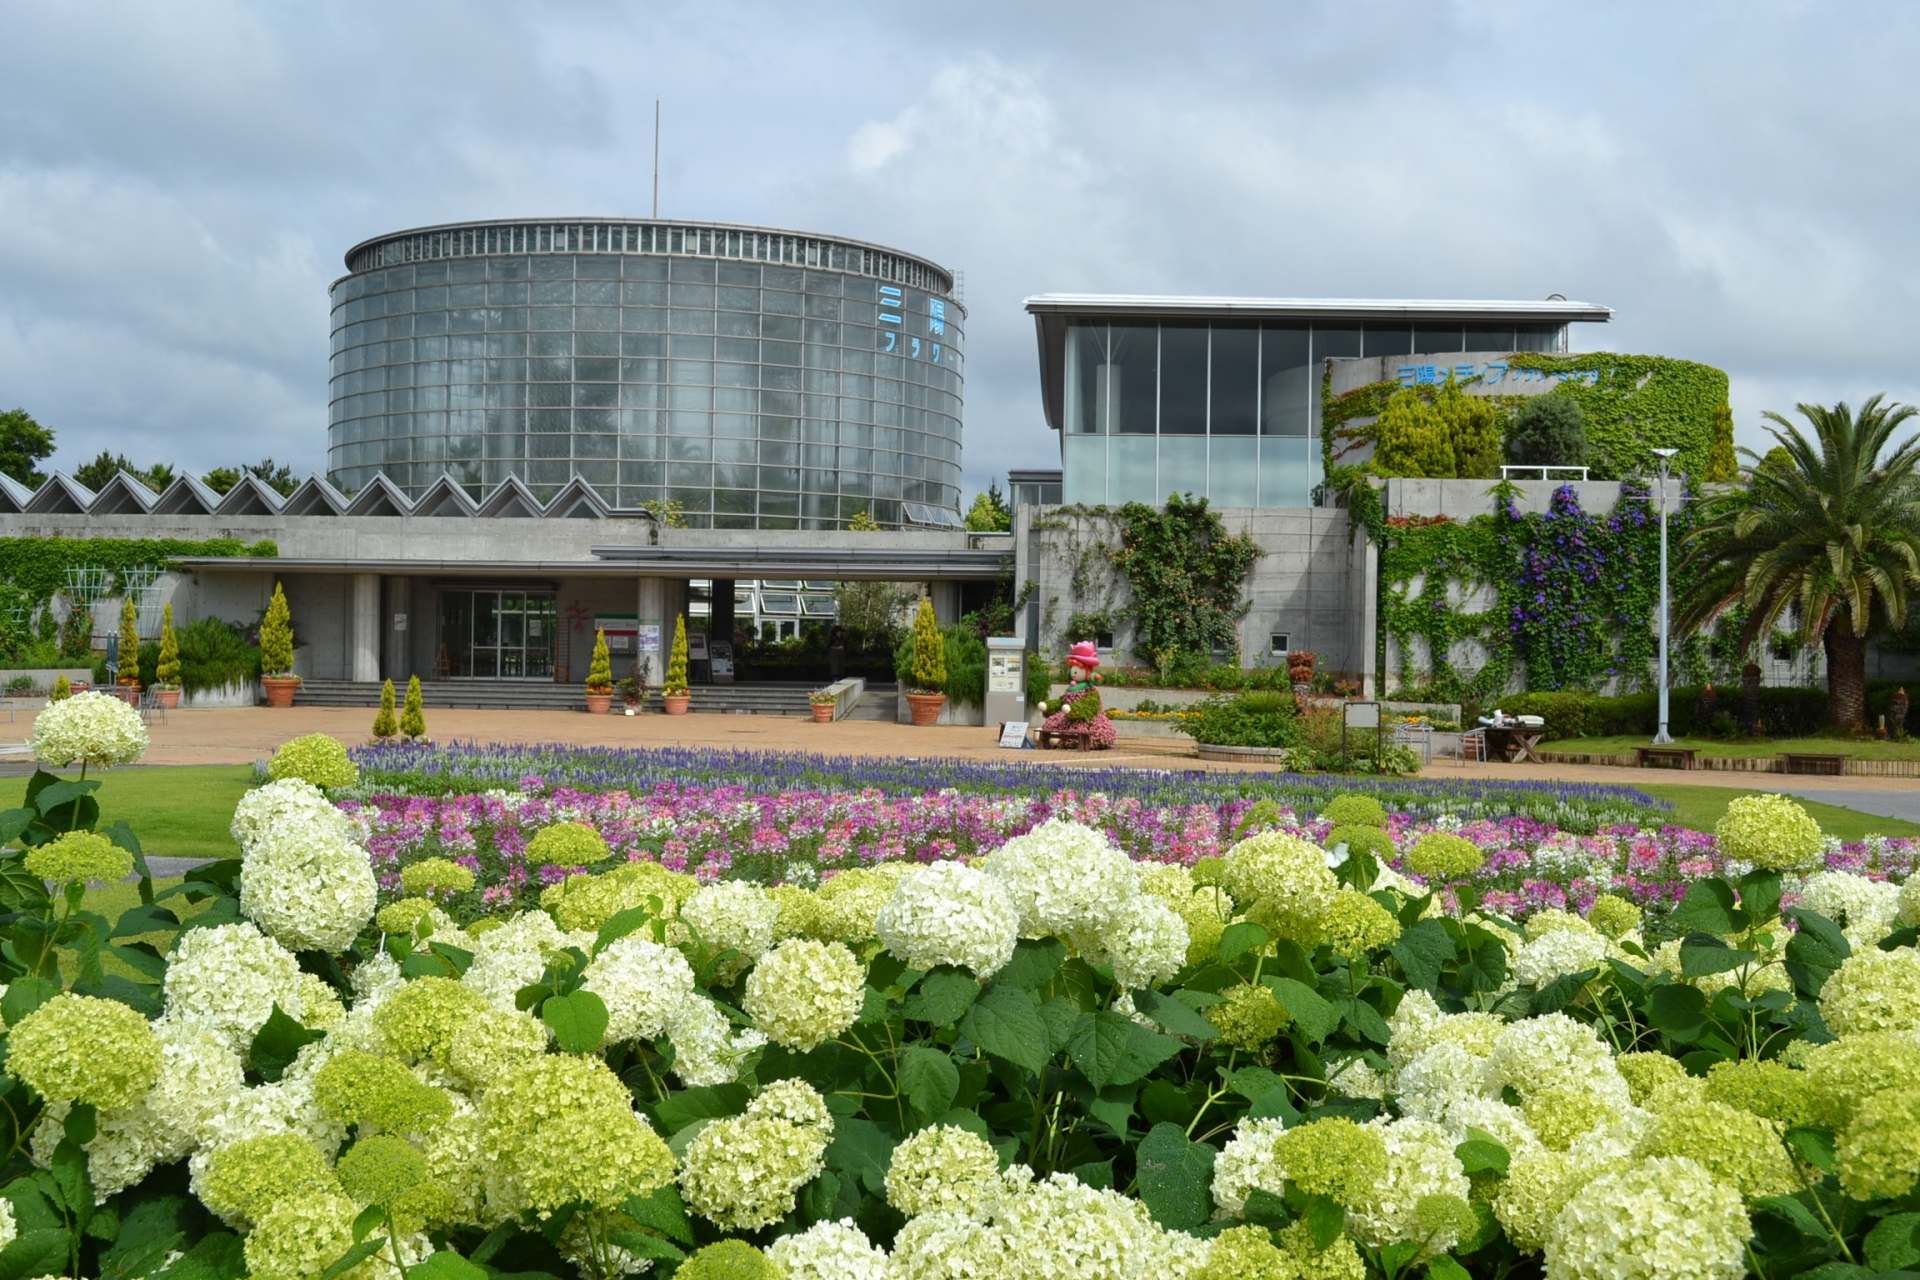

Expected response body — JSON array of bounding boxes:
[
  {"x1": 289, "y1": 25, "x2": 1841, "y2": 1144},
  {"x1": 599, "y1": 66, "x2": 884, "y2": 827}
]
[
  {"x1": 1639, "y1": 783, "x2": 1920, "y2": 840},
  {"x1": 0, "y1": 764, "x2": 252, "y2": 862},
  {"x1": 1551, "y1": 734, "x2": 1920, "y2": 761}
]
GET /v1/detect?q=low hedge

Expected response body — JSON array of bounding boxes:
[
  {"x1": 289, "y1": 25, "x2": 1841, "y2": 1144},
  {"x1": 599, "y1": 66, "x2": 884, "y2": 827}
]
[{"x1": 1508, "y1": 681, "x2": 1913, "y2": 741}]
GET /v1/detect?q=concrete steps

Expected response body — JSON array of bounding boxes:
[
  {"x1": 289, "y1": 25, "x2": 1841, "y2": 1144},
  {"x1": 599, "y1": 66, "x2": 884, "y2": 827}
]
[{"x1": 295, "y1": 679, "x2": 817, "y2": 716}]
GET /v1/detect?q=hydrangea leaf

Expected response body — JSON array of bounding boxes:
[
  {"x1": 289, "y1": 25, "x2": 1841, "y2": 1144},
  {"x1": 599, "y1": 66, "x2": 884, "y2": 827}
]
[
  {"x1": 0, "y1": 1228, "x2": 75, "y2": 1280},
  {"x1": 248, "y1": 1004, "x2": 323, "y2": 1083},
  {"x1": 904, "y1": 967, "x2": 977, "y2": 1027},
  {"x1": 540, "y1": 990, "x2": 609, "y2": 1054},
  {"x1": 1387, "y1": 918, "x2": 1455, "y2": 990},
  {"x1": 1133, "y1": 1121, "x2": 1215, "y2": 1230},
  {"x1": 959, "y1": 983, "x2": 1050, "y2": 1076},
  {"x1": 1864, "y1": 1213, "x2": 1920, "y2": 1273},
  {"x1": 824, "y1": 1114, "x2": 895, "y2": 1195},
  {"x1": 1128, "y1": 988, "x2": 1219, "y2": 1040},
  {"x1": 1670, "y1": 880, "x2": 1741, "y2": 935},
  {"x1": 995, "y1": 938, "x2": 1066, "y2": 990},
  {"x1": 403, "y1": 1252, "x2": 491, "y2": 1280},
  {"x1": 1265, "y1": 977, "x2": 1335, "y2": 1045},
  {"x1": 1218, "y1": 922, "x2": 1270, "y2": 965},
  {"x1": 1066, "y1": 1011, "x2": 1180, "y2": 1089},
  {"x1": 319, "y1": 1237, "x2": 389, "y2": 1280},
  {"x1": 898, "y1": 1047, "x2": 960, "y2": 1120}
]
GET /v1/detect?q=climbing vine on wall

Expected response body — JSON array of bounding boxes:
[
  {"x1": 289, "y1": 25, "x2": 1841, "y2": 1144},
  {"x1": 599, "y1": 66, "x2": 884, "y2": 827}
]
[
  {"x1": 1324, "y1": 353, "x2": 1734, "y2": 482},
  {"x1": 1035, "y1": 496, "x2": 1261, "y2": 662},
  {"x1": 1380, "y1": 482, "x2": 1694, "y2": 699},
  {"x1": 0, "y1": 537, "x2": 278, "y2": 607}
]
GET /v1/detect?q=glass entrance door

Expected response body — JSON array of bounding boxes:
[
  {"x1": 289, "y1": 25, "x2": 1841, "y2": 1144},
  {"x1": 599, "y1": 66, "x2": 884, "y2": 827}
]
[{"x1": 438, "y1": 589, "x2": 556, "y2": 678}]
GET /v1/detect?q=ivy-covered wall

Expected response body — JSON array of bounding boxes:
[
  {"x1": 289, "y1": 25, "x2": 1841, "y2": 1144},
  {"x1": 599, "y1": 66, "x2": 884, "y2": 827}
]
[
  {"x1": 1324, "y1": 352, "x2": 1734, "y2": 482},
  {"x1": 0, "y1": 536, "x2": 277, "y2": 607},
  {"x1": 1377, "y1": 480, "x2": 1693, "y2": 700}
]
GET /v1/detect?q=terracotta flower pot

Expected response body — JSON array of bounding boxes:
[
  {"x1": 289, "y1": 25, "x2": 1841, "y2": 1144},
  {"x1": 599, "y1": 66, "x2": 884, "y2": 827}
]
[
  {"x1": 664, "y1": 693, "x2": 690, "y2": 716},
  {"x1": 262, "y1": 676, "x2": 300, "y2": 708},
  {"x1": 906, "y1": 691, "x2": 946, "y2": 726},
  {"x1": 584, "y1": 691, "x2": 613, "y2": 714},
  {"x1": 811, "y1": 702, "x2": 835, "y2": 723},
  {"x1": 155, "y1": 688, "x2": 180, "y2": 710}
]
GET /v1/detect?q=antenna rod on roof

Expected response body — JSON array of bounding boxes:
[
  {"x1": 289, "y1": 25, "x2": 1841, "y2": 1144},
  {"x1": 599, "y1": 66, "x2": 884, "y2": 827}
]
[{"x1": 652, "y1": 99, "x2": 661, "y2": 219}]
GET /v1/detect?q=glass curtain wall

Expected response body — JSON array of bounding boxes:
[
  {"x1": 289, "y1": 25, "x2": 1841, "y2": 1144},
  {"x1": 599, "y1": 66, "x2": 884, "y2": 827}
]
[{"x1": 1060, "y1": 320, "x2": 1566, "y2": 507}]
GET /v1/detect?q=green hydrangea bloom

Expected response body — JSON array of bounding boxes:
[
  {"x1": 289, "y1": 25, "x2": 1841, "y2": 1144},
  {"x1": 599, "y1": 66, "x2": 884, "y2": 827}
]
[
  {"x1": 375, "y1": 898, "x2": 439, "y2": 936},
  {"x1": 1715, "y1": 793, "x2": 1823, "y2": 871},
  {"x1": 1273, "y1": 1118, "x2": 1388, "y2": 1208},
  {"x1": 812, "y1": 866, "x2": 907, "y2": 944},
  {"x1": 1211, "y1": 982, "x2": 1292, "y2": 1051},
  {"x1": 1586, "y1": 893, "x2": 1643, "y2": 939},
  {"x1": 1523, "y1": 1083, "x2": 1618, "y2": 1151},
  {"x1": 373, "y1": 976, "x2": 489, "y2": 1066},
  {"x1": 202, "y1": 1133, "x2": 343, "y2": 1229},
  {"x1": 1802, "y1": 1032, "x2": 1920, "y2": 1128},
  {"x1": 1819, "y1": 947, "x2": 1920, "y2": 1037},
  {"x1": 1405, "y1": 833, "x2": 1484, "y2": 879},
  {"x1": 1223, "y1": 831, "x2": 1338, "y2": 916},
  {"x1": 1174, "y1": 889, "x2": 1230, "y2": 967},
  {"x1": 1320, "y1": 889, "x2": 1401, "y2": 961},
  {"x1": 445, "y1": 1007, "x2": 548, "y2": 1090},
  {"x1": 242, "y1": 1192, "x2": 361, "y2": 1280},
  {"x1": 769, "y1": 884, "x2": 823, "y2": 940},
  {"x1": 1198, "y1": 1225, "x2": 1292, "y2": 1280},
  {"x1": 1321, "y1": 795, "x2": 1389, "y2": 829},
  {"x1": 1279, "y1": 1222, "x2": 1366, "y2": 1280},
  {"x1": 337, "y1": 1134, "x2": 455, "y2": 1231},
  {"x1": 1703, "y1": 1059, "x2": 1816, "y2": 1128},
  {"x1": 24, "y1": 831, "x2": 132, "y2": 885},
  {"x1": 399, "y1": 857, "x2": 476, "y2": 897},
  {"x1": 1327, "y1": 825, "x2": 1395, "y2": 864},
  {"x1": 313, "y1": 1049, "x2": 453, "y2": 1134},
  {"x1": 1635, "y1": 1098, "x2": 1798, "y2": 1198},
  {"x1": 7, "y1": 993, "x2": 160, "y2": 1109},
  {"x1": 540, "y1": 859, "x2": 694, "y2": 933},
  {"x1": 480, "y1": 1054, "x2": 675, "y2": 1214},
  {"x1": 1836, "y1": 1088, "x2": 1920, "y2": 1201},
  {"x1": 678, "y1": 1240, "x2": 781, "y2": 1280},
  {"x1": 525, "y1": 821, "x2": 611, "y2": 869},
  {"x1": 266, "y1": 733, "x2": 359, "y2": 789},
  {"x1": 1191, "y1": 856, "x2": 1227, "y2": 887},
  {"x1": 1616, "y1": 1051, "x2": 1696, "y2": 1106}
]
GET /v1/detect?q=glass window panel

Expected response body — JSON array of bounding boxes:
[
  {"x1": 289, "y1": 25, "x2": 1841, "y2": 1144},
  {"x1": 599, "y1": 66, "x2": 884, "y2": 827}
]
[
  {"x1": 1414, "y1": 326, "x2": 1463, "y2": 354},
  {"x1": 1109, "y1": 323, "x2": 1158, "y2": 435},
  {"x1": 1462, "y1": 325, "x2": 1515, "y2": 351},
  {"x1": 1159, "y1": 439, "x2": 1207, "y2": 498},
  {"x1": 1261, "y1": 326, "x2": 1310, "y2": 437},
  {"x1": 1209, "y1": 325, "x2": 1258, "y2": 436},
  {"x1": 1064, "y1": 323, "x2": 1106, "y2": 435},
  {"x1": 1209, "y1": 437, "x2": 1258, "y2": 506},
  {"x1": 1362, "y1": 324, "x2": 1413, "y2": 357},
  {"x1": 1110, "y1": 436, "x2": 1158, "y2": 503},
  {"x1": 1259, "y1": 439, "x2": 1315, "y2": 507}
]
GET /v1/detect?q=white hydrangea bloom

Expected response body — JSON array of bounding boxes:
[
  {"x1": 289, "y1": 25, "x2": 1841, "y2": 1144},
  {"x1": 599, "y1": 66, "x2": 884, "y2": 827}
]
[
  {"x1": 1346, "y1": 1117, "x2": 1473, "y2": 1256},
  {"x1": 875, "y1": 861, "x2": 1020, "y2": 978},
  {"x1": 30, "y1": 691, "x2": 148, "y2": 768},
  {"x1": 889, "y1": 1210, "x2": 1007, "y2": 1277},
  {"x1": 239, "y1": 823, "x2": 378, "y2": 954},
  {"x1": 1326, "y1": 1057, "x2": 1389, "y2": 1101},
  {"x1": 0, "y1": 1198, "x2": 12, "y2": 1251},
  {"x1": 463, "y1": 911, "x2": 573, "y2": 1009},
  {"x1": 1394, "y1": 1042, "x2": 1489, "y2": 1122},
  {"x1": 1898, "y1": 874, "x2": 1920, "y2": 928},
  {"x1": 1544, "y1": 1156, "x2": 1748, "y2": 1280},
  {"x1": 230, "y1": 777, "x2": 352, "y2": 851},
  {"x1": 1796, "y1": 870, "x2": 1903, "y2": 948},
  {"x1": 993, "y1": 1172, "x2": 1176, "y2": 1280},
  {"x1": 742, "y1": 938, "x2": 865, "y2": 1052},
  {"x1": 1482, "y1": 1013, "x2": 1630, "y2": 1109},
  {"x1": 1512, "y1": 927, "x2": 1610, "y2": 988},
  {"x1": 679, "y1": 880, "x2": 778, "y2": 979},
  {"x1": 767, "y1": 1217, "x2": 889, "y2": 1280},
  {"x1": 187, "y1": 1076, "x2": 346, "y2": 1199},
  {"x1": 144, "y1": 1018, "x2": 246, "y2": 1155},
  {"x1": 983, "y1": 819, "x2": 1137, "y2": 937},
  {"x1": 583, "y1": 934, "x2": 697, "y2": 1045},
  {"x1": 163, "y1": 922, "x2": 307, "y2": 1053},
  {"x1": 1081, "y1": 892, "x2": 1189, "y2": 990},
  {"x1": 1439, "y1": 1094, "x2": 1543, "y2": 1157},
  {"x1": 1211, "y1": 1116, "x2": 1289, "y2": 1219},
  {"x1": 31, "y1": 1100, "x2": 171, "y2": 1201},
  {"x1": 661, "y1": 994, "x2": 767, "y2": 1087}
]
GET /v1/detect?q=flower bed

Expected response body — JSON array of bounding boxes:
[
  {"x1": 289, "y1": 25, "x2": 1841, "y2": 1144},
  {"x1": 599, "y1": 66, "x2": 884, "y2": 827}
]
[{"x1": 4, "y1": 705, "x2": 1920, "y2": 1280}]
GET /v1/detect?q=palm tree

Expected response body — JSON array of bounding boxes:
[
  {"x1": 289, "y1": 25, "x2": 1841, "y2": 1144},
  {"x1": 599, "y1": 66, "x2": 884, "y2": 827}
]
[{"x1": 1677, "y1": 394, "x2": 1920, "y2": 731}]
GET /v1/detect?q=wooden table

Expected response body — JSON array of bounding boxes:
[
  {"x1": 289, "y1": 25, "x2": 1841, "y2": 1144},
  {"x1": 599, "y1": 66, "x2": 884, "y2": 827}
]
[
  {"x1": 1636, "y1": 745, "x2": 1699, "y2": 770},
  {"x1": 1037, "y1": 726, "x2": 1095, "y2": 751},
  {"x1": 1486, "y1": 725, "x2": 1546, "y2": 763}
]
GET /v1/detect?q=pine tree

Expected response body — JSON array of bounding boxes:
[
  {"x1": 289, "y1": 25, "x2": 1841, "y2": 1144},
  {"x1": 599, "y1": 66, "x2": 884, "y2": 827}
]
[
  {"x1": 665, "y1": 616, "x2": 690, "y2": 695},
  {"x1": 118, "y1": 596, "x2": 141, "y2": 685},
  {"x1": 910, "y1": 597, "x2": 947, "y2": 693},
  {"x1": 49, "y1": 674, "x2": 70, "y2": 702},
  {"x1": 585, "y1": 629, "x2": 613, "y2": 691},
  {"x1": 371, "y1": 678, "x2": 398, "y2": 738},
  {"x1": 400, "y1": 675, "x2": 427, "y2": 740},
  {"x1": 260, "y1": 582, "x2": 295, "y2": 676},
  {"x1": 154, "y1": 603, "x2": 181, "y2": 688}
]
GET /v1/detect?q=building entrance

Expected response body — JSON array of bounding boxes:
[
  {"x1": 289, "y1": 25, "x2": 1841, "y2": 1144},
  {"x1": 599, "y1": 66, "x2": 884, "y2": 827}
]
[{"x1": 437, "y1": 589, "x2": 557, "y2": 678}]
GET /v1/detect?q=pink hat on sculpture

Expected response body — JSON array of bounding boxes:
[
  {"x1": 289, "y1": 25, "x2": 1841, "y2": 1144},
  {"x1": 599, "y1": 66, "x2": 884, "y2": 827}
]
[{"x1": 1068, "y1": 640, "x2": 1101, "y2": 670}]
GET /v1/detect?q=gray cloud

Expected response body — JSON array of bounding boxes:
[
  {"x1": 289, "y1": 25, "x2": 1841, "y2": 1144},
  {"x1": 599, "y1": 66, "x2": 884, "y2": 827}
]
[{"x1": 2, "y1": 0, "x2": 1916, "y2": 487}]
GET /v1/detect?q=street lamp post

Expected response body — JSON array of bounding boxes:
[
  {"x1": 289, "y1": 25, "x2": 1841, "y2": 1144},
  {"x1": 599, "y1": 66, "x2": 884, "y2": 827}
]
[{"x1": 1651, "y1": 448, "x2": 1679, "y2": 745}]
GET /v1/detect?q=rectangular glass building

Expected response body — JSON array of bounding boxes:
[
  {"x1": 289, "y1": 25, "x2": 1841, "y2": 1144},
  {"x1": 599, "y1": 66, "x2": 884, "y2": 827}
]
[{"x1": 1025, "y1": 295, "x2": 1610, "y2": 507}]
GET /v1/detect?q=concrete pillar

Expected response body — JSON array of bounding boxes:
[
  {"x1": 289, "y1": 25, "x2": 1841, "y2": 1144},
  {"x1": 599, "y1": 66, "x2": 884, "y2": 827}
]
[
  {"x1": 383, "y1": 577, "x2": 413, "y2": 680},
  {"x1": 351, "y1": 574, "x2": 380, "y2": 683},
  {"x1": 635, "y1": 576, "x2": 666, "y2": 687},
  {"x1": 930, "y1": 580, "x2": 961, "y2": 626}
]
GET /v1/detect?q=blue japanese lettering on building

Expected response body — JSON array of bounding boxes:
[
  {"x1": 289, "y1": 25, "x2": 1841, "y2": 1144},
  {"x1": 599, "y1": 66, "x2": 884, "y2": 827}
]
[{"x1": 928, "y1": 298, "x2": 946, "y2": 336}]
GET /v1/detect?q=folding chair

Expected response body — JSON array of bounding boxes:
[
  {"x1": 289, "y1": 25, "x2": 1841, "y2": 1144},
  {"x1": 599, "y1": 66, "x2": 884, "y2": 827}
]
[
  {"x1": 139, "y1": 687, "x2": 169, "y2": 725},
  {"x1": 1457, "y1": 727, "x2": 1488, "y2": 766}
]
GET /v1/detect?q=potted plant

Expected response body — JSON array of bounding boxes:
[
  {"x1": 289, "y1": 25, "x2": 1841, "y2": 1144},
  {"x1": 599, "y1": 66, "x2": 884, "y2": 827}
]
[
  {"x1": 904, "y1": 597, "x2": 947, "y2": 726},
  {"x1": 1286, "y1": 648, "x2": 1316, "y2": 697},
  {"x1": 617, "y1": 674, "x2": 643, "y2": 715},
  {"x1": 151, "y1": 603, "x2": 182, "y2": 709},
  {"x1": 116, "y1": 597, "x2": 141, "y2": 699},
  {"x1": 662, "y1": 617, "x2": 691, "y2": 715},
  {"x1": 584, "y1": 628, "x2": 614, "y2": 713},
  {"x1": 809, "y1": 688, "x2": 838, "y2": 723},
  {"x1": 259, "y1": 582, "x2": 300, "y2": 707}
]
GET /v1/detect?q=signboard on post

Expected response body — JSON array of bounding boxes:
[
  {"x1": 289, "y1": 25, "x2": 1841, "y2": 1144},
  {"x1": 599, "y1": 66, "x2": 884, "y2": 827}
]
[
  {"x1": 635, "y1": 624, "x2": 661, "y2": 654},
  {"x1": 688, "y1": 632, "x2": 709, "y2": 662},
  {"x1": 988, "y1": 651, "x2": 1022, "y2": 694}
]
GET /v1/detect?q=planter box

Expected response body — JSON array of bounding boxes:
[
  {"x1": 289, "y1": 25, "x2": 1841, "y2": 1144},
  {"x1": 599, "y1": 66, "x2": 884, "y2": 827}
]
[
  {"x1": 895, "y1": 689, "x2": 985, "y2": 726},
  {"x1": 1195, "y1": 744, "x2": 1297, "y2": 764},
  {"x1": 183, "y1": 680, "x2": 261, "y2": 710}
]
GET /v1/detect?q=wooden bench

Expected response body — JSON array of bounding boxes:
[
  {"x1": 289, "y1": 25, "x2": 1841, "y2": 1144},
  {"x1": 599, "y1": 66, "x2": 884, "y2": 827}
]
[
  {"x1": 1781, "y1": 752, "x2": 1847, "y2": 776},
  {"x1": 1636, "y1": 746, "x2": 1698, "y2": 770},
  {"x1": 1037, "y1": 727, "x2": 1094, "y2": 751}
]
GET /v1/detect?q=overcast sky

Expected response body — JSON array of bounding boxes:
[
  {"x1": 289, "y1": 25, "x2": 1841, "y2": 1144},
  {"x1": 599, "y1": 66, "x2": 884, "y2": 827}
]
[{"x1": 4, "y1": 1, "x2": 1918, "y2": 493}]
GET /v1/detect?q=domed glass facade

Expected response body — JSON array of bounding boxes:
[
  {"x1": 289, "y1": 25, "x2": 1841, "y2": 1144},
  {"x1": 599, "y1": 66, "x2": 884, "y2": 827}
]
[{"x1": 328, "y1": 220, "x2": 964, "y2": 528}]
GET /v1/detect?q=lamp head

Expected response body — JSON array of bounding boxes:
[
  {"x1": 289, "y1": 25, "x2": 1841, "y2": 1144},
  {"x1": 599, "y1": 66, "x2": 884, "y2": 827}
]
[{"x1": 1650, "y1": 448, "x2": 1678, "y2": 461}]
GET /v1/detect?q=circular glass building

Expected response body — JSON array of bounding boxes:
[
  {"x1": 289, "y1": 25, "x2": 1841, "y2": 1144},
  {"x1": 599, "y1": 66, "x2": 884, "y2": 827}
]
[{"x1": 328, "y1": 219, "x2": 965, "y2": 528}]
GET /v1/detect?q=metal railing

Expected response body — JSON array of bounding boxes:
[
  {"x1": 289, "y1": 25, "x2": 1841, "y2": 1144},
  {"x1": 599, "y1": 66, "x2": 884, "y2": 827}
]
[{"x1": 1500, "y1": 465, "x2": 1590, "y2": 481}]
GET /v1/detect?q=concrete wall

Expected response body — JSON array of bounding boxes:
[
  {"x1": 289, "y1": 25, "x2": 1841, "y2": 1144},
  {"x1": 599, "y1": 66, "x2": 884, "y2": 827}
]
[{"x1": 1014, "y1": 503, "x2": 1366, "y2": 682}]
